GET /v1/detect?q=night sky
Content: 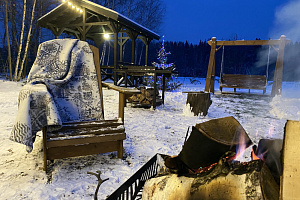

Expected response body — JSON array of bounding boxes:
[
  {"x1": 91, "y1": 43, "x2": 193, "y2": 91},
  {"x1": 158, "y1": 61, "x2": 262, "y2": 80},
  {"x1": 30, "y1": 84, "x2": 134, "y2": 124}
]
[{"x1": 161, "y1": 0, "x2": 293, "y2": 44}]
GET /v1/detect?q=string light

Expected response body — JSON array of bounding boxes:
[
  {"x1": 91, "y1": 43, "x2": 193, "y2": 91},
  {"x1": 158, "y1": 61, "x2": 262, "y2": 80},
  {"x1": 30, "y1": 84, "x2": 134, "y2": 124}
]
[{"x1": 62, "y1": 0, "x2": 83, "y2": 14}]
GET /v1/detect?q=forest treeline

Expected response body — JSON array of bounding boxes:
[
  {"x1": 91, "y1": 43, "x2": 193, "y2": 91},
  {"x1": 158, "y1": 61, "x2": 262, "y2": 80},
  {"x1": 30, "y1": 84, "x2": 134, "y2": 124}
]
[{"x1": 148, "y1": 40, "x2": 300, "y2": 82}]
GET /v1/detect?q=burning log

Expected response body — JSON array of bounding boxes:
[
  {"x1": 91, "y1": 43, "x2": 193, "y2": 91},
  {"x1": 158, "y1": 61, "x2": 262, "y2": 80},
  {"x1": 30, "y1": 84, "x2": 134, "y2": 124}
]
[
  {"x1": 169, "y1": 116, "x2": 252, "y2": 174},
  {"x1": 253, "y1": 139, "x2": 283, "y2": 185},
  {"x1": 142, "y1": 117, "x2": 279, "y2": 199},
  {"x1": 142, "y1": 157, "x2": 279, "y2": 200}
]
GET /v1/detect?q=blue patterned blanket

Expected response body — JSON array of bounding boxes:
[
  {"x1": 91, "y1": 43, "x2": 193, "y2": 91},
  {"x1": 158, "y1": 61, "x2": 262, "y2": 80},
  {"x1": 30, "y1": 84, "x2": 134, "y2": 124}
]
[{"x1": 10, "y1": 39, "x2": 104, "y2": 152}]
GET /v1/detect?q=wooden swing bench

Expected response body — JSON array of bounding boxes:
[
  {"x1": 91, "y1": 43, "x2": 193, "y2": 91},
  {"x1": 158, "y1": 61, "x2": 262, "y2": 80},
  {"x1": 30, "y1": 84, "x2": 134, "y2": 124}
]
[
  {"x1": 42, "y1": 45, "x2": 126, "y2": 171},
  {"x1": 220, "y1": 74, "x2": 267, "y2": 94}
]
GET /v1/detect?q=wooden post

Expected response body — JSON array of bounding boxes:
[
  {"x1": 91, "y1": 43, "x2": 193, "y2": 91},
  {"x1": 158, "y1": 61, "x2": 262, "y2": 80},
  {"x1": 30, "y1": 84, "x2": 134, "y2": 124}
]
[
  {"x1": 117, "y1": 140, "x2": 123, "y2": 158},
  {"x1": 280, "y1": 120, "x2": 300, "y2": 199},
  {"x1": 113, "y1": 32, "x2": 119, "y2": 85},
  {"x1": 211, "y1": 58, "x2": 216, "y2": 93},
  {"x1": 162, "y1": 75, "x2": 166, "y2": 104},
  {"x1": 42, "y1": 127, "x2": 48, "y2": 171},
  {"x1": 145, "y1": 42, "x2": 149, "y2": 66},
  {"x1": 118, "y1": 92, "x2": 125, "y2": 122},
  {"x1": 119, "y1": 33, "x2": 123, "y2": 63},
  {"x1": 204, "y1": 37, "x2": 217, "y2": 93},
  {"x1": 132, "y1": 38, "x2": 136, "y2": 64},
  {"x1": 271, "y1": 35, "x2": 287, "y2": 97},
  {"x1": 153, "y1": 73, "x2": 157, "y2": 109}
]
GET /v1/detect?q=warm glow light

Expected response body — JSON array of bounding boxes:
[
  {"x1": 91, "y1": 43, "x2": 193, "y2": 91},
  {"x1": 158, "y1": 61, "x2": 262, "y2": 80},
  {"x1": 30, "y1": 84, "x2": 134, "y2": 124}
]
[
  {"x1": 68, "y1": 2, "x2": 72, "y2": 6},
  {"x1": 104, "y1": 34, "x2": 110, "y2": 39},
  {"x1": 72, "y1": 5, "x2": 75, "y2": 9},
  {"x1": 76, "y1": 7, "x2": 79, "y2": 11},
  {"x1": 62, "y1": 0, "x2": 66, "y2": 2},
  {"x1": 80, "y1": 9, "x2": 83, "y2": 13}
]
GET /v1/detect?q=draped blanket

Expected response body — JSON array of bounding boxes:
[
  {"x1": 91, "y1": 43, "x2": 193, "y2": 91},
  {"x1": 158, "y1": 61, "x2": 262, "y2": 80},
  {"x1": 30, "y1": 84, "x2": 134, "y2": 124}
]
[{"x1": 10, "y1": 39, "x2": 103, "y2": 152}]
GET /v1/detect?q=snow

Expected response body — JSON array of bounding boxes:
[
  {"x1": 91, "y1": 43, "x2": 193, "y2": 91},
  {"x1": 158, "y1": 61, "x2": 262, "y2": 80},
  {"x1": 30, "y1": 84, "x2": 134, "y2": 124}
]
[{"x1": 1, "y1": 77, "x2": 300, "y2": 199}]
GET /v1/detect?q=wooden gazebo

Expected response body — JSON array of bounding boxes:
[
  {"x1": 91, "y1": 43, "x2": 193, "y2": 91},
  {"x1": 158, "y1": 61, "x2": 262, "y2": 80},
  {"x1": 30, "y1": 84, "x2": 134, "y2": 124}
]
[{"x1": 38, "y1": 0, "x2": 160, "y2": 85}]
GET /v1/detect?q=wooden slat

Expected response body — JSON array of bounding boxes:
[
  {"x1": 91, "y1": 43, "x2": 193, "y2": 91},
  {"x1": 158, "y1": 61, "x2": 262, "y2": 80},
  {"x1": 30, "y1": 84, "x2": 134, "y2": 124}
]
[
  {"x1": 46, "y1": 140, "x2": 122, "y2": 160},
  {"x1": 220, "y1": 74, "x2": 266, "y2": 90},
  {"x1": 102, "y1": 82, "x2": 141, "y2": 94},
  {"x1": 208, "y1": 39, "x2": 285, "y2": 46},
  {"x1": 48, "y1": 126, "x2": 125, "y2": 138},
  {"x1": 47, "y1": 132, "x2": 126, "y2": 148},
  {"x1": 60, "y1": 120, "x2": 123, "y2": 129}
]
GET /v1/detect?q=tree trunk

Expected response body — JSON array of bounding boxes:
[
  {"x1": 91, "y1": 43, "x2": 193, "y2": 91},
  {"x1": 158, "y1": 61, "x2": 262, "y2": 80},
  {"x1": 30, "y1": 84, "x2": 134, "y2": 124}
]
[
  {"x1": 186, "y1": 92, "x2": 212, "y2": 116},
  {"x1": 4, "y1": 0, "x2": 13, "y2": 81},
  {"x1": 14, "y1": 0, "x2": 27, "y2": 81},
  {"x1": 17, "y1": 0, "x2": 37, "y2": 81}
]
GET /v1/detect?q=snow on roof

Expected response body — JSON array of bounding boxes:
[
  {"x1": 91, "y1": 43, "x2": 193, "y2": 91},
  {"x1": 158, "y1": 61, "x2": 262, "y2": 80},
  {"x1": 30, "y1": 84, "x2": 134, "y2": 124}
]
[{"x1": 38, "y1": 0, "x2": 160, "y2": 40}]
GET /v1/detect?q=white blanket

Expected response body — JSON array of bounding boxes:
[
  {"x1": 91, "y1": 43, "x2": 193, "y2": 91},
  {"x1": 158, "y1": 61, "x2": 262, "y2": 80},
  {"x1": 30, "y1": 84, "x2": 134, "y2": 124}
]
[{"x1": 10, "y1": 39, "x2": 104, "y2": 152}]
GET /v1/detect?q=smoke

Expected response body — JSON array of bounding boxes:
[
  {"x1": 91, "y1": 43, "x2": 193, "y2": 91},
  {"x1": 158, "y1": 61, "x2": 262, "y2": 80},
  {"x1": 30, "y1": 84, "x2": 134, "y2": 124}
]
[
  {"x1": 270, "y1": 0, "x2": 300, "y2": 41},
  {"x1": 255, "y1": 0, "x2": 300, "y2": 83}
]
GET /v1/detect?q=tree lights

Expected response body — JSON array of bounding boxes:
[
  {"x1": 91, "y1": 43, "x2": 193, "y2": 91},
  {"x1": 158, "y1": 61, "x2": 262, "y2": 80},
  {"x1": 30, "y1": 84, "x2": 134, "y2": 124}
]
[{"x1": 62, "y1": 0, "x2": 83, "y2": 13}]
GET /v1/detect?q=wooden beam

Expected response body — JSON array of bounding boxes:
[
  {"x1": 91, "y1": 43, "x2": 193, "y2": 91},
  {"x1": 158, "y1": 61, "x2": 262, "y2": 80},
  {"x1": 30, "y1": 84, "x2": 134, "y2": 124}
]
[
  {"x1": 81, "y1": 8, "x2": 87, "y2": 40},
  {"x1": 204, "y1": 37, "x2": 217, "y2": 93},
  {"x1": 64, "y1": 21, "x2": 110, "y2": 27},
  {"x1": 207, "y1": 39, "x2": 287, "y2": 46}
]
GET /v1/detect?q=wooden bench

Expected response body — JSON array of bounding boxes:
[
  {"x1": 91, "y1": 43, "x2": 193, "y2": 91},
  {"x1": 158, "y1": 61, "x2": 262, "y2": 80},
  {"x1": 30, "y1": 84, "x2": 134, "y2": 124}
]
[
  {"x1": 220, "y1": 74, "x2": 267, "y2": 94},
  {"x1": 102, "y1": 82, "x2": 141, "y2": 121}
]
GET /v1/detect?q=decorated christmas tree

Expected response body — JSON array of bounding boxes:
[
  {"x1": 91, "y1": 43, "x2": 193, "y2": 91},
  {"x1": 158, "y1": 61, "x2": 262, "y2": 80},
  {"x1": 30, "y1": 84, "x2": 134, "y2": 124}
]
[
  {"x1": 144, "y1": 36, "x2": 181, "y2": 91},
  {"x1": 152, "y1": 35, "x2": 174, "y2": 70}
]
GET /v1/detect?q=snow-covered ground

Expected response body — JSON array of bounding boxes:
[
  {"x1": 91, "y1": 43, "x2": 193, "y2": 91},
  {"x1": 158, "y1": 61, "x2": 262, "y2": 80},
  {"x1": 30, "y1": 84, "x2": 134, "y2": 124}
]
[{"x1": 1, "y1": 77, "x2": 300, "y2": 199}]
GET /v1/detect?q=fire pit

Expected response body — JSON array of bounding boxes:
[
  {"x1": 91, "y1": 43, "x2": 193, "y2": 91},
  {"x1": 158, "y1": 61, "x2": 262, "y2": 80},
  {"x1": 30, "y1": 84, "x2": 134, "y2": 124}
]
[
  {"x1": 142, "y1": 116, "x2": 280, "y2": 200},
  {"x1": 107, "y1": 118, "x2": 299, "y2": 200}
]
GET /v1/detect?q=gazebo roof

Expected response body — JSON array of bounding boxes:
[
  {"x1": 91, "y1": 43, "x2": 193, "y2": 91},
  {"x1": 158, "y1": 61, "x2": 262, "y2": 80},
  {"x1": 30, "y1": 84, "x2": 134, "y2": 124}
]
[{"x1": 38, "y1": 0, "x2": 160, "y2": 43}]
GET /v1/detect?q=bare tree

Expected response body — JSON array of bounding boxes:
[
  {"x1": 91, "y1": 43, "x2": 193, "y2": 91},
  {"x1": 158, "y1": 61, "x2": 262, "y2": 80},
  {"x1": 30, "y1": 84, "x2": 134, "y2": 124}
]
[
  {"x1": 17, "y1": 0, "x2": 37, "y2": 81},
  {"x1": 4, "y1": 0, "x2": 12, "y2": 80},
  {"x1": 14, "y1": 0, "x2": 27, "y2": 81}
]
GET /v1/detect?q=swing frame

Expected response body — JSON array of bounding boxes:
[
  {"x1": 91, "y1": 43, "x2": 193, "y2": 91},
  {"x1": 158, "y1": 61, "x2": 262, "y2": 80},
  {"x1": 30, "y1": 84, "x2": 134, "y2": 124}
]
[{"x1": 204, "y1": 36, "x2": 290, "y2": 96}]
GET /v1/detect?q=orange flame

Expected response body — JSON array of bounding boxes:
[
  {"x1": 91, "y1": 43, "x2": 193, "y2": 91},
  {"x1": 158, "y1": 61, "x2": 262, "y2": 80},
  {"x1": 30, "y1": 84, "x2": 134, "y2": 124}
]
[
  {"x1": 252, "y1": 151, "x2": 260, "y2": 160},
  {"x1": 234, "y1": 133, "x2": 247, "y2": 161}
]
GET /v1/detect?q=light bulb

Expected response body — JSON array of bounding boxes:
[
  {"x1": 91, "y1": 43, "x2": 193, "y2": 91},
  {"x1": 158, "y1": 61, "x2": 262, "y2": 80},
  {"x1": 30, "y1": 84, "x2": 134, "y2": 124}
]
[{"x1": 104, "y1": 34, "x2": 110, "y2": 39}]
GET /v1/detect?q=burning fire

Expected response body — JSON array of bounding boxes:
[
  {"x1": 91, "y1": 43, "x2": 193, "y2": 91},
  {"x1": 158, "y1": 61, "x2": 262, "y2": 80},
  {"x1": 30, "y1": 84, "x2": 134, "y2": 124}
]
[
  {"x1": 252, "y1": 150, "x2": 260, "y2": 160},
  {"x1": 234, "y1": 133, "x2": 248, "y2": 161}
]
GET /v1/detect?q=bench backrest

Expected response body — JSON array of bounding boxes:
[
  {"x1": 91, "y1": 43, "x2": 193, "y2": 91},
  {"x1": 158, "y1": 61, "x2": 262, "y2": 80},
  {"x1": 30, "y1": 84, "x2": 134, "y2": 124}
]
[
  {"x1": 221, "y1": 74, "x2": 266, "y2": 89},
  {"x1": 90, "y1": 45, "x2": 104, "y2": 117}
]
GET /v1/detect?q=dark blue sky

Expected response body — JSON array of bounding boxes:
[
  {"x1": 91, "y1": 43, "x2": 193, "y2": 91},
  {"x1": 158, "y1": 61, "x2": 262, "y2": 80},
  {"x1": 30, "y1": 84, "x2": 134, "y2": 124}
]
[{"x1": 161, "y1": 0, "x2": 292, "y2": 44}]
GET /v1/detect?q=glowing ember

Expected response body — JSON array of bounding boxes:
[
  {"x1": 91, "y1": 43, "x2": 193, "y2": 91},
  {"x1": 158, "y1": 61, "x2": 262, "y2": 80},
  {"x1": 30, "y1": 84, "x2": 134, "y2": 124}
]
[{"x1": 189, "y1": 163, "x2": 217, "y2": 174}]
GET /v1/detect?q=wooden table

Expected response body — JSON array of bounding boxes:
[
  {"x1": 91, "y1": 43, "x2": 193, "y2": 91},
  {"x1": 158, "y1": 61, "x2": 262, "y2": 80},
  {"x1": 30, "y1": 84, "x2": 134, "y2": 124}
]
[{"x1": 114, "y1": 66, "x2": 173, "y2": 109}]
